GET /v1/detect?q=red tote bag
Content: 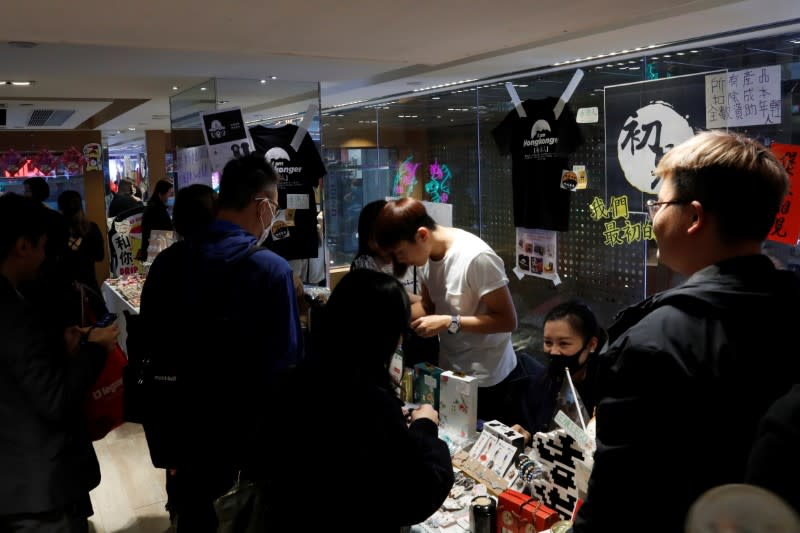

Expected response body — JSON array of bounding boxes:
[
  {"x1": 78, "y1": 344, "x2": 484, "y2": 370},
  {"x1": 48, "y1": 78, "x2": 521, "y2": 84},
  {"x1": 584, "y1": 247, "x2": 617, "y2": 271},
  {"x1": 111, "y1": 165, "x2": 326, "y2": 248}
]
[{"x1": 85, "y1": 343, "x2": 127, "y2": 441}]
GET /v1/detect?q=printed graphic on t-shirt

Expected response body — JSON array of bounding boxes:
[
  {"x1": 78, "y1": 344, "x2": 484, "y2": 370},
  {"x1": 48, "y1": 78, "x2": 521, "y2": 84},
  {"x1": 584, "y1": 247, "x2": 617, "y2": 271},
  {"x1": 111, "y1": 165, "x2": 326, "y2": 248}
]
[
  {"x1": 250, "y1": 124, "x2": 327, "y2": 259},
  {"x1": 492, "y1": 97, "x2": 582, "y2": 232}
]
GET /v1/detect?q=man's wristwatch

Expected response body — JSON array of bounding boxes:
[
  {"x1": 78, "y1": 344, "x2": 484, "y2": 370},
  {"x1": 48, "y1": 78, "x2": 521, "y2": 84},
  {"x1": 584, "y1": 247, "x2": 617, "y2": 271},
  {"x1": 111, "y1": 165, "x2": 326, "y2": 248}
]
[{"x1": 447, "y1": 315, "x2": 461, "y2": 334}]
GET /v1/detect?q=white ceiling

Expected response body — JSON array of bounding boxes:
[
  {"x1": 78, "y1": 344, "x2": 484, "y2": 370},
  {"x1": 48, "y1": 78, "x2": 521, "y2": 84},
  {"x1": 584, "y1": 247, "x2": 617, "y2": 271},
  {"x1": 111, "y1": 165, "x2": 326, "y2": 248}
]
[{"x1": 0, "y1": 0, "x2": 798, "y2": 152}]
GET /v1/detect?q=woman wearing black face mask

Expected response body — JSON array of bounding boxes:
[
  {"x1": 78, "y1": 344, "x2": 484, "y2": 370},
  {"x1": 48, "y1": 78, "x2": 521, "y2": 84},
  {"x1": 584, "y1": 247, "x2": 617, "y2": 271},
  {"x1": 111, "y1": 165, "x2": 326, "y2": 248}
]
[{"x1": 510, "y1": 300, "x2": 607, "y2": 439}]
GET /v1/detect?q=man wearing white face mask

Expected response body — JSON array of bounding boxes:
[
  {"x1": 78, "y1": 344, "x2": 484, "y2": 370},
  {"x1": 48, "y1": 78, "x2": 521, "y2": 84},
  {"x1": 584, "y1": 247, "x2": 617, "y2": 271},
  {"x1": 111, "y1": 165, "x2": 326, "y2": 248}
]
[{"x1": 140, "y1": 153, "x2": 303, "y2": 532}]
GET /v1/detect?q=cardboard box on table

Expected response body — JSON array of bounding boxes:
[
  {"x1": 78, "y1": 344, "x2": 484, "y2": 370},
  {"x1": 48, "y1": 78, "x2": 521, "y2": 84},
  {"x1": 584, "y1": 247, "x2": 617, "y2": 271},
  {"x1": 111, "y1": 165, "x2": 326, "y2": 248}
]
[
  {"x1": 413, "y1": 363, "x2": 443, "y2": 407},
  {"x1": 438, "y1": 371, "x2": 478, "y2": 440},
  {"x1": 497, "y1": 489, "x2": 560, "y2": 533}
]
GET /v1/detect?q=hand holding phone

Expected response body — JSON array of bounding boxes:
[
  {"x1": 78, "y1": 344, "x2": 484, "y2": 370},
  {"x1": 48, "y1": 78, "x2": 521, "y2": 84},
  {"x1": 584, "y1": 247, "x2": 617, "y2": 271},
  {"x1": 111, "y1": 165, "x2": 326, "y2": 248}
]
[{"x1": 95, "y1": 313, "x2": 118, "y2": 328}]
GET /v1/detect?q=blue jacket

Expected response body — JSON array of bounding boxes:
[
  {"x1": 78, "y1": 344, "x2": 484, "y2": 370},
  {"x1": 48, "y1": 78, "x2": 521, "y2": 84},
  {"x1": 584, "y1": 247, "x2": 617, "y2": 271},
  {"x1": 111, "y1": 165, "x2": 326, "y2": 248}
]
[{"x1": 140, "y1": 219, "x2": 303, "y2": 470}]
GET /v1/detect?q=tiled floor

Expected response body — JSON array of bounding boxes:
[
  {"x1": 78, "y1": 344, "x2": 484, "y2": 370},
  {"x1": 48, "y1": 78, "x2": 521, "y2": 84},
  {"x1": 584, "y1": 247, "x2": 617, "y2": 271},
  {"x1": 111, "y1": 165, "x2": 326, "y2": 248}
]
[{"x1": 88, "y1": 423, "x2": 172, "y2": 533}]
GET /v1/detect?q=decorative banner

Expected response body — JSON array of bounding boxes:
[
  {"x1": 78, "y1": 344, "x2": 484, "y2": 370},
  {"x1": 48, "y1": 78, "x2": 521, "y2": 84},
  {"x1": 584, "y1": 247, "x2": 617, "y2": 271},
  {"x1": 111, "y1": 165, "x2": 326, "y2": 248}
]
[
  {"x1": 605, "y1": 72, "x2": 710, "y2": 207},
  {"x1": 706, "y1": 66, "x2": 781, "y2": 128},
  {"x1": 83, "y1": 143, "x2": 102, "y2": 172},
  {"x1": 767, "y1": 143, "x2": 800, "y2": 246},
  {"x1": 60, "y1": 146, "x2": 86, "y2": 175},
  {"x1": 513, "y1": 227, "x2": 559, "y2": 284},
  {"x1": 200, "y1": 107, "x2": 254, "y2": 175},
  {"x1": 588, "y1": 195, "x2": 654, "y2": 247},
  {"x1": 30, "y1": 148, "x2": 57, "y2": 175},
  {"x1": 0, "y1": 149, "x2": 25, "y2": 176}
]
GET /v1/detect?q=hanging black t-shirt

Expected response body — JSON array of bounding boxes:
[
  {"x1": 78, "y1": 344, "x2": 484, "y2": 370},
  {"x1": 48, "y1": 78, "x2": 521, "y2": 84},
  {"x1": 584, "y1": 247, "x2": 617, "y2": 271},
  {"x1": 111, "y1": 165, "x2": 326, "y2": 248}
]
[
  {"x1": 492, "y1": 97, "x2": 582, "y2": 231},
  {"x1": 250, "y1": 124, "x2": 327, "y2": 259}
]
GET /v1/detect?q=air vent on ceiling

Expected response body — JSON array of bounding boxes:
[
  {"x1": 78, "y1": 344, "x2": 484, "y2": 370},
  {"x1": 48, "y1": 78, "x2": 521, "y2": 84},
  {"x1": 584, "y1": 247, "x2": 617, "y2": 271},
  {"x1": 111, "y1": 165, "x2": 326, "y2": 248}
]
[{"x1": 27, "y1": 109, "x2": 75, "y2": 127}]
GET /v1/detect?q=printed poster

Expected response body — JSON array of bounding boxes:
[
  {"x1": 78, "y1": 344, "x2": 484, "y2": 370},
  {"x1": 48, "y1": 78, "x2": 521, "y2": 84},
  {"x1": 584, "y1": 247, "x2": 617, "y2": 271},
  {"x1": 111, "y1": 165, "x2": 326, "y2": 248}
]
[
  {"x1": 706, "y1": 66, "x2": 781, "y2": 128},
  {"x1": 605, "y1": 72, "x2": 713, "y2": 206},
  {"x1": 109, "y1": 212, "x2": 143, "y2": 277},
  {"x1": 176, "y1": 145, "x2": 214, "y2": 189},
  {"x1": 200, "y1": 107, "x2": 254, "y2": 175},
  {"x1": 513, "y1": 228, "x2": 559, "y2": 284},
  {"x1": 767, "y1": 143, "x2": 800, "y2": 246}
]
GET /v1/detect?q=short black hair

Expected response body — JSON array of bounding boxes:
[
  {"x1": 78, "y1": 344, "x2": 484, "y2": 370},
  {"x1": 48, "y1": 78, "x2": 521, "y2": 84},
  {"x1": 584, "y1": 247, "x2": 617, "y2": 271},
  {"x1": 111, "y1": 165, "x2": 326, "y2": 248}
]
[
  {"x1": 174, "y1": 184, "x2": 217, "y2": 237},
  {"x1": 0, "y1": 193, "x2": 47, "y2": 262},
  {"x1": 24, "y1": 177, "x2": 50, "y2": 203},
  {"x1": 217, "y1": 154, "x2": 278, "y2": 210}
]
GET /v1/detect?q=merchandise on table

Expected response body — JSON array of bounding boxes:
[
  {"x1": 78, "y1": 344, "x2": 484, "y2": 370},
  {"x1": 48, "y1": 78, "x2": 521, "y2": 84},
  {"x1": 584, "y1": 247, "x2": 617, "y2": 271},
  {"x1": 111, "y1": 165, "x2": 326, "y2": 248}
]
[
  {"x1": 104, "y1": 274, "x2": 145, "y2": 310},
  {"x1": 438, "y1": 371, "x2": 478, "y2": 441},
  {"x1": 497, "y1": 489, "x2": 560, "y2": 533},
  {"x1": 414, "y1": 362, "x2": 444, "y2": 407}
]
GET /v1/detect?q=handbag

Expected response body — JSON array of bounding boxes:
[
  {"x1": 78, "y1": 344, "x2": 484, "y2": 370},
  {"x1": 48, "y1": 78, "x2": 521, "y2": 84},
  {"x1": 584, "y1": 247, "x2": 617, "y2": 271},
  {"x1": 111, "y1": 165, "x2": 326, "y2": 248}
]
[
  {"x1": 85, "y1": 342, "x2": 127, "y2": 441},
  {"x1": 214, "y1": 473, "x2": 271, "y2": 533}
]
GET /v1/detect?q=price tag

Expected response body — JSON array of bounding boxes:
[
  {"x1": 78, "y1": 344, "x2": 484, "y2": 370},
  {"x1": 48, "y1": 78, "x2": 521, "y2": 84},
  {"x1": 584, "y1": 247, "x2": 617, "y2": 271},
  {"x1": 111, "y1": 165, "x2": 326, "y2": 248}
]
[{"x1": 554, "y1": 410, "x2": 592, "y2": 450}]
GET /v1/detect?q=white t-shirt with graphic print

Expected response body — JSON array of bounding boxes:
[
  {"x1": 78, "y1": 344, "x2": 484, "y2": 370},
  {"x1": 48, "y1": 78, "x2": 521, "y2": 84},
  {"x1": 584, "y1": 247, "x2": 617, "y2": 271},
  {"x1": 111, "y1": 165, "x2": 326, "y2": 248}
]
[{"x1": 419, "y1": 228, "x2": 516, "y2": 387}]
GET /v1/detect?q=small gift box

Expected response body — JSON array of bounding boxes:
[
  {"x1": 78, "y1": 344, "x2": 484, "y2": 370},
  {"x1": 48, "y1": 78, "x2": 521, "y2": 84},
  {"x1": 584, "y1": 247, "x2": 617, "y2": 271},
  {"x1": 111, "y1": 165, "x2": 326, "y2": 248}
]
[
  {"x1": 438, "y1": 370, "x2": 478, "y2": 440},
  {"x1": 413, "y1": 363, "x2": 443, "y2": 407},
  {"x1": 497, "y1": 489, "x2": 560, "y2": 533}
]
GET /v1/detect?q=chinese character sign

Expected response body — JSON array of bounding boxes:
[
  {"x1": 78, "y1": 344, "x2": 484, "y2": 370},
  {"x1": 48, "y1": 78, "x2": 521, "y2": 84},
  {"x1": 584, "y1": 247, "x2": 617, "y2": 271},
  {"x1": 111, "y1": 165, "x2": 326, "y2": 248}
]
[
  {"x1": 767, "y1": 143, "x2": 800, "y2": 246},
  {"x1": 109, "y1": 212, "x2": 143, "y2": 277},
  {"x1": 589, "y1": 195, "x2": 654, "y2": 247},
  {"x1": 606, "y1": 73, "x2": 707, "y2": 202},
  {"x1": 514, "y1": 228, "x2": 559, "y2": 283},
  {"x1": 706, "y1": 66, "x2": 781, "y2": 128}
]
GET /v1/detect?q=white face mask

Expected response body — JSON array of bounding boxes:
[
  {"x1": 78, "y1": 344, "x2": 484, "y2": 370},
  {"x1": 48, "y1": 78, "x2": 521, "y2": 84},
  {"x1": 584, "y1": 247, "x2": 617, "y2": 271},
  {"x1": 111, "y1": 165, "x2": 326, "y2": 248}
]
[{"x1": 255, "y1": 200, "x2": 275, "y2": 246}]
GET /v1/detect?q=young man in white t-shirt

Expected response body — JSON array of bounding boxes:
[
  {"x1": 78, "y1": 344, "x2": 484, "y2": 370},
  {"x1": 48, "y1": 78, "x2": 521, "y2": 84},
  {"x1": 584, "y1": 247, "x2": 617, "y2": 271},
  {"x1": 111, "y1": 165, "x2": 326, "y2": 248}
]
[{"x1": 375, "y1": 197, "x2": 519, "y2": 422}]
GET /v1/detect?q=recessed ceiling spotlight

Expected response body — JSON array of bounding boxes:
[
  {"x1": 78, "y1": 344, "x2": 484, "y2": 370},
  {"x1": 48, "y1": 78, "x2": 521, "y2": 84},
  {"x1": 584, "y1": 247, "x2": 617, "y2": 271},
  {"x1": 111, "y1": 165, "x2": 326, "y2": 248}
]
[
  {"x1": 218, "y1": 100, "x2": 229, "y2": 104},
  {"x1": 270, "y1": 76, "x2": 277, "y2": 80},
  {"x1": 128, "y1": 127, "x2": 136, "y2": 131},
  {"x1": 260, "y1": 79, "x2": 267, "y2": 84},
  {"x1": 7, "y1": 41, "x2": 37, "y2": 48},
  {"x1": 172, "y1": 86, "x2": 179, "y2": 90},
  {"x1": 200, "y1": 87, "x2": 207, "y2": 91}
]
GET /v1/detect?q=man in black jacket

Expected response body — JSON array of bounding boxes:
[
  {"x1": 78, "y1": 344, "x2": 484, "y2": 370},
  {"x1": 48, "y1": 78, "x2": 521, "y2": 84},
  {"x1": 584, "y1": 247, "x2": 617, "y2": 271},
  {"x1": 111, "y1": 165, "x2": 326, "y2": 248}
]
[
  {"x1": 0, "y1": 193, "x2": 119, "y2": 532},
  {"x1": 574, "y1": 131, "x2": 800, "y2": 533}
]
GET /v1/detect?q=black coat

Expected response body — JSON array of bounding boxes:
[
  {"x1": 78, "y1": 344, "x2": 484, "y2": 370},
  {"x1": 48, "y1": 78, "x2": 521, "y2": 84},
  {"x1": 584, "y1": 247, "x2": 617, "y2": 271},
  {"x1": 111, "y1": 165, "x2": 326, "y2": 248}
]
[
  {"x1": 746, "y1": 384, "x2": 800, "y2": 513},
  {"x1": 574, "y1": 255, "x2": 800, "y2": 533},
  {"x1": 0, "y1": 275, "x2": 107, "y2": 516},
  {"x1": 267, "y1": 366, "x2": 455, "y2": 532}
]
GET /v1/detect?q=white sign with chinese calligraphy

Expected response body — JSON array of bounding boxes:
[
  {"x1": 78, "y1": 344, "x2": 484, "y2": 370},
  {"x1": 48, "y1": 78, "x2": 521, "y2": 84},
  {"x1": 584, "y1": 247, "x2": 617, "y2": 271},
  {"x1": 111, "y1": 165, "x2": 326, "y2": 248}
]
[
  {"x1": 705, "y1": 66, "x2": 781, "y2": 128},
  {"x1": 513, "y1": 228, "x2": 560, "y2": 284}
]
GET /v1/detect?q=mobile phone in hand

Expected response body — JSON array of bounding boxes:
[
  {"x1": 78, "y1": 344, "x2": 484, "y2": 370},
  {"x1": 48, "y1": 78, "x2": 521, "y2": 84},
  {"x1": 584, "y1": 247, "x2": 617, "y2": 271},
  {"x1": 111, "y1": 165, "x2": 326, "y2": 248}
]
[{"x1": 94, "y1": 313, "x2": 118, "y2": 328}]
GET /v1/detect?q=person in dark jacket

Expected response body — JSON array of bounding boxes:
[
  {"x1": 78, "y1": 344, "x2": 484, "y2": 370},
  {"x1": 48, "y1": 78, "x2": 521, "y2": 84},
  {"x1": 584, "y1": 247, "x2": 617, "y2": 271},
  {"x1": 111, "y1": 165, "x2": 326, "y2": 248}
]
[
  {"x1": 573, "y1": 131, "x2": 800, "y2": 533},
  {"x1": 138, "y1": 179, "x2": 174, "y2": 261},
  {"x1": 141, "y1": 155, "x2": 303, "y2": 532},
  {"x1": 57, "y1": 190, "x2": 107, "y2": 322},
  {"x1": 21, "y1": 177, "x2": 73, "y2": 329},
  {"x1": 0, "y1": 193, "x2": 119, "y2": 531},
  {"x1": 107, "y1": 179, "x2": 143, "y2": 219},
  {"x1": 745, "y1": 384, "x2": 800, "y2": 514},
  {"x1": 269, "y1": 269, "x2": 454, "y2": 532}
]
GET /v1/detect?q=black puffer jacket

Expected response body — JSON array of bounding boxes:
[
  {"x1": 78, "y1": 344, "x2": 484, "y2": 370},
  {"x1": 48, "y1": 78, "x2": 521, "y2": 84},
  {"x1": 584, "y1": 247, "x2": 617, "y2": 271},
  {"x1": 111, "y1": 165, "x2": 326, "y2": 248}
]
[{"x1": 575, "y1": 255, "x2": 800, "y2": 533}]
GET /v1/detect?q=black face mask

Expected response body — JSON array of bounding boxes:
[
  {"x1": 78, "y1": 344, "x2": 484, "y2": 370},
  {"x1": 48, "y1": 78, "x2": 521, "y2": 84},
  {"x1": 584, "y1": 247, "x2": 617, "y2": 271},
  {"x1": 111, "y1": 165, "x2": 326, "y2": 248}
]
[{"x1": 547, "y1": 343, "x2": 587, "y2": 377}]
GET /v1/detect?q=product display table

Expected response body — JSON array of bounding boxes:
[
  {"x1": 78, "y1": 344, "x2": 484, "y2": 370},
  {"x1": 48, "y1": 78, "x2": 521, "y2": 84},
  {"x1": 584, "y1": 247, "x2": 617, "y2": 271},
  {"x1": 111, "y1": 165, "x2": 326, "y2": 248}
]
[{"x1": 102, "y1": 276, "x2": 143, "y2": 355}]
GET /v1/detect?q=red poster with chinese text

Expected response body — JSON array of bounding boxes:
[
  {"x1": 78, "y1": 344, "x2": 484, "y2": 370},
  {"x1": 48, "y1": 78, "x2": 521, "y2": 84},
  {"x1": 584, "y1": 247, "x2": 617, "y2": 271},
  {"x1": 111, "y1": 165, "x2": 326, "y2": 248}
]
[{"x1": 768, "y1": 143, "x2": 800, "y2": 245}]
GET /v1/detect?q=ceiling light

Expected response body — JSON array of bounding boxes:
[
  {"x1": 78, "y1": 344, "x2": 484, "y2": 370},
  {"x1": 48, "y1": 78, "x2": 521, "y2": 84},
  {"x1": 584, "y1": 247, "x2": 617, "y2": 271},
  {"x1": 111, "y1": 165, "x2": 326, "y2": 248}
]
[
  {"x1": 260, "y1": 79, "x2": 267, "y2": 84},
  {"x1": 662, "y1": 54, "x2": 672, "y2": 58},
  {"x1": 677, "y1": 52, "x2": 686, "y2": 56},
  {"x1": 10, "y1": 81, "x2": 33, "y2": 86},
  {"x1": 172, "y1": 86, "x2": 179, "y2": 90},
  {"x1": 218, "y1": 100, "x2": 229, "y2": 104},
  {"x1": 270, "y1": 76, "x2": 278, "y2": 80},
  {"x1": 200, "y1": 87, "x2": 207, "y2": 91},
  {"x1": 432, "y1": 97, "x2": 440, "y2": 100},
  {"x1": 128, "y1": 127, "x2": 136, "y2": 131}
]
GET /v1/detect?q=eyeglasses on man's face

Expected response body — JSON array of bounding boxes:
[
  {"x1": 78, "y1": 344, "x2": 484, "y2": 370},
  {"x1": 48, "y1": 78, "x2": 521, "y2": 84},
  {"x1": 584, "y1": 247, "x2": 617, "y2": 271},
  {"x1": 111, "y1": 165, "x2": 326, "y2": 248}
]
[
  {"x1": 646, "y1": 198, "x2": 688, "y2": 219},
  {"x1": 254, "y1": 197, "x2": 280, "y2": 217}
]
